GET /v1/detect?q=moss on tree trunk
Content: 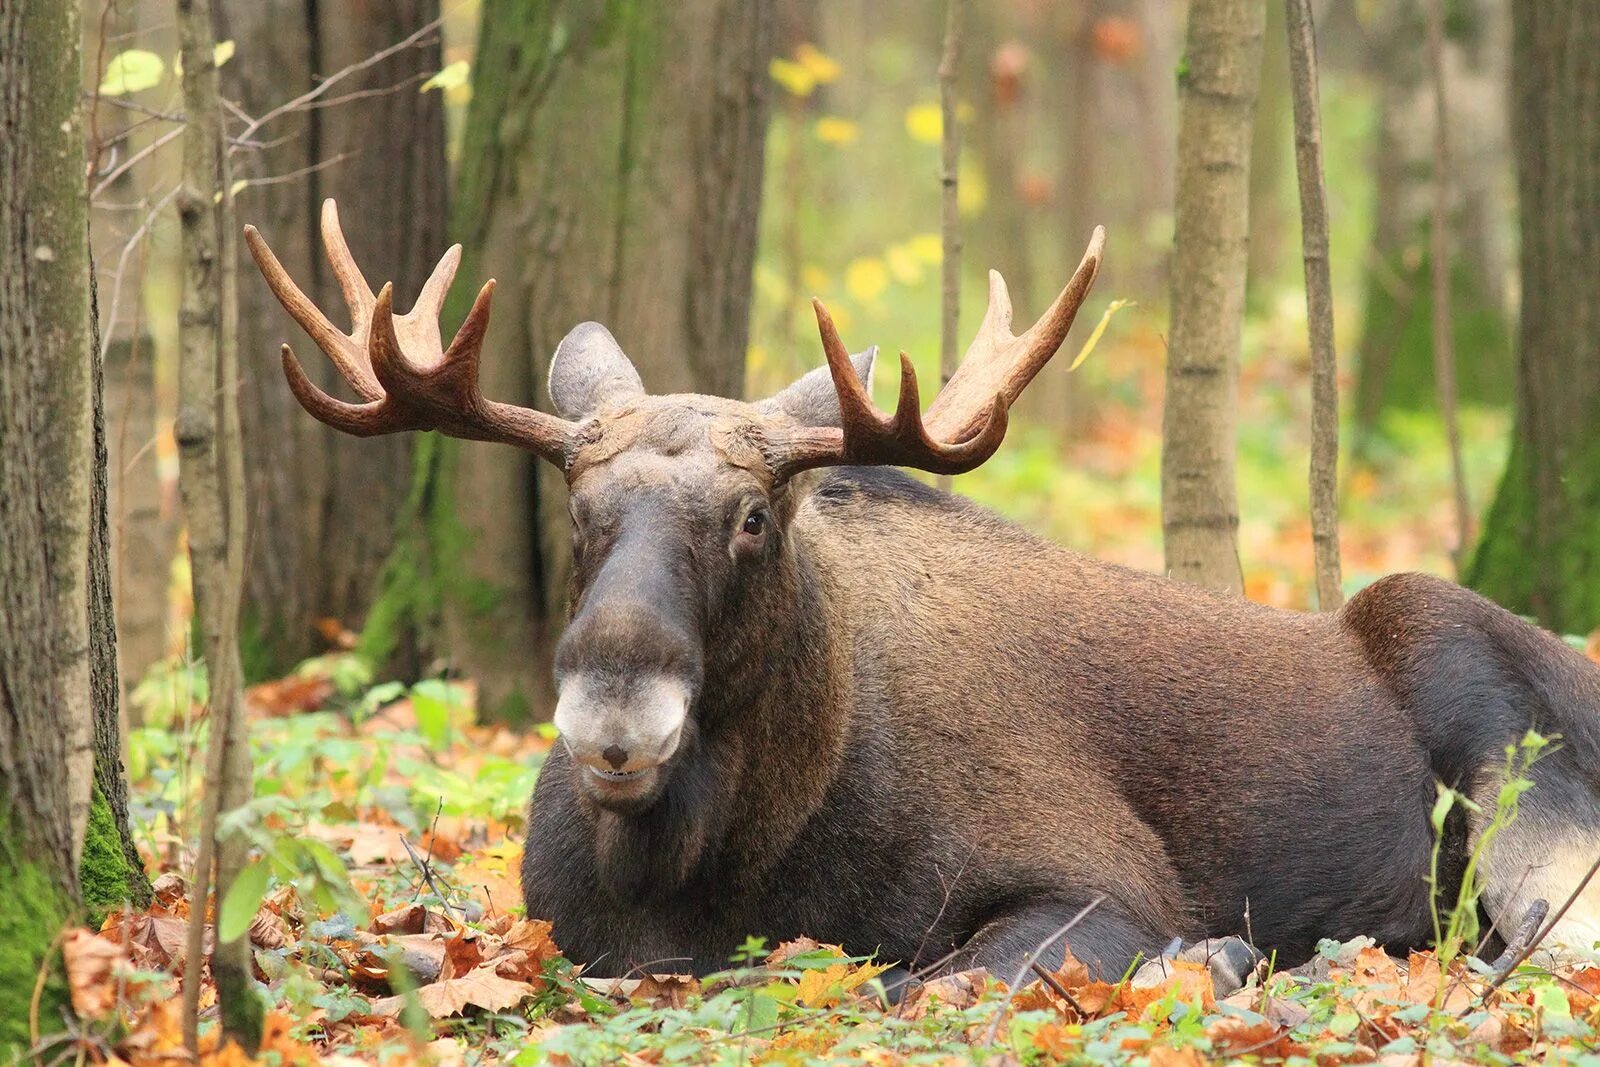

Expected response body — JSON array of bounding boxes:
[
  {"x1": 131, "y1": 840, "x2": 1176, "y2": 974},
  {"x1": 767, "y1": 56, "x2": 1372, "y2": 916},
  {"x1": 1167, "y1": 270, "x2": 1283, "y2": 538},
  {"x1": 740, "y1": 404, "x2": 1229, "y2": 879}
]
[{"x1": 1467, "y1": 0, "x2": 1600, "y2": 636}]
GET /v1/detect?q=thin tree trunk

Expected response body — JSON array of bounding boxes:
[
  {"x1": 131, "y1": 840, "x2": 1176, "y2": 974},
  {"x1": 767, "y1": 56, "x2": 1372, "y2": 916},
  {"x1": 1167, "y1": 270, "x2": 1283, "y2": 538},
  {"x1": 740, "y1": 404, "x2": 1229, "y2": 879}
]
[
  {"x1": 0, "y1": 0, "x2": 96, "y2": 1047},
  {"x1": 175, "y1": 0, "x2": 259, "y2": 1050},
  {"x1": 1285, "y1": 0, "x2": 1344, "y2": 611},
  {"x1": 937, "y1": 0, "x2": 964, "y2": 494},
  {"x1": 394, "y1": 0, "x2": 775, "y2": 720},
  {"x1": 88, "y1": 259, "x2": 154, "y2": 910},
  {"x1": 1468, "y1": 0, "x2": 1600, "y2": 635},
  {"x1": 1160, "y1": 0, "x2": 1263, "y2": 595},
  {"x1": 1428, "y1": 0, "x2": 1473, "y2": 570}
]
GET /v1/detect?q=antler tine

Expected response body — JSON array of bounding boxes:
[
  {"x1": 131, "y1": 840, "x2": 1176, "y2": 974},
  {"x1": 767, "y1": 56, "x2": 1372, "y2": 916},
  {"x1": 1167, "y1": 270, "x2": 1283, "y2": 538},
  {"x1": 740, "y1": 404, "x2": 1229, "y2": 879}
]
[
  {"x1": 924, "y1": 226, "x2": 1105, "y2": 444},
  {"x1": 319, "y1": 199, "x2": 376, "y2": 325},
  {"x1": 243, "y1": 222, "x2": 383, "y2": 401},
  {"x1": 773, "y1": 228, "x2": 1103, "y2": 480},
  {"x1": 412, "y1": 242, "x2": 463, "y2": 320},
  {"x1": 279, "y1": 343, "x2": 421, "y2": 437}
]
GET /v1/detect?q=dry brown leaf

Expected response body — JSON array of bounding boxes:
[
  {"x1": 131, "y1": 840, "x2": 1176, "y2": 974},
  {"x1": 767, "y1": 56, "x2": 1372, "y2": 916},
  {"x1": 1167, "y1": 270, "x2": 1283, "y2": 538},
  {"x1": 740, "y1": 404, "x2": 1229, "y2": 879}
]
[
  {"x1": 441, "y1": 928, "x2": 487, "y2": 981},
  {"x1": 1146, "y1": 1043, "x2": 1205, "y2": 1067},
  {"x1": 369, "y1": 966, "x2": 536, "y2": 1019},
  {"x1": 352, "y1": 932, "x2": 447, "y2": 987},
  {"x1": 63, "y1": 929, "x2": 125, "y2": 1019},
  {"x1": 246, "y1": 673, "x2": 334, "y2": 717},
  {"x1": 1206, "y1": 1017, "x2": 1302, "y2": 1059},
  {"x1": 765, "y1": 936, "x2": 825, "y2": 966},
  {"x1": 900, "y1": 968, "x2": 989, "y2": 1021},
  {"x1": 634, "y1": 973, "x2": 699, "y2": 1009}
]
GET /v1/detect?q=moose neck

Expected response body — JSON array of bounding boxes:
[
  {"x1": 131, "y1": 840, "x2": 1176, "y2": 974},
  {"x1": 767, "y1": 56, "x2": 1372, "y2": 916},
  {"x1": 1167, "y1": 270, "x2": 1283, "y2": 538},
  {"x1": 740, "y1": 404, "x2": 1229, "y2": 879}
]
[{"x1": 584, "y1": 523, "x2": 852, "y2": 900}]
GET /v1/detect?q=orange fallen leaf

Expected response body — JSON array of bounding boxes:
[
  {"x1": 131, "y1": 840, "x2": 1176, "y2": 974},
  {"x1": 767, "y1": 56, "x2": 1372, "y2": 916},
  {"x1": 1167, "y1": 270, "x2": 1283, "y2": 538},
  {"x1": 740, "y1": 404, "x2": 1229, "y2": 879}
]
[{"x1": 369, "y1": 966, "x2": 536, "y2": 1019}]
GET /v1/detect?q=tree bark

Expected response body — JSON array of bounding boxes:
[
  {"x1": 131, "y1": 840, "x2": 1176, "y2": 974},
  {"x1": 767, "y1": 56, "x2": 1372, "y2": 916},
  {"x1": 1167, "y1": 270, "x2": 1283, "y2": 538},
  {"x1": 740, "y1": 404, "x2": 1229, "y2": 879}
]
[
  {"x1": 1468, "y1": 0, "x2": 1600, "y2": 636},
  {"x1": 221, "y1": 0, "x2": 445, "y2": 679},
  {"x1": 384, "y1": 0, "x2": 775, "y2": 720},
  {"x1": 0, "y1": 0, "x2": 96, "y2": 1048},
  {"x1": 1159, "y1": 0, "x2": 1262, "y2": 595},
  {"x1": 176, "y1": 0, "x2": 260, "y2": 1048}
]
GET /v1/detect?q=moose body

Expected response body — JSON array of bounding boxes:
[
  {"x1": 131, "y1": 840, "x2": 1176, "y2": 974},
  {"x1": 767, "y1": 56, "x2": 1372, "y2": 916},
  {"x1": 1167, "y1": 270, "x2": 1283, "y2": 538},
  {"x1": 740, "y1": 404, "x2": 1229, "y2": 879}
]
[
  {"x1": 248, "y1": 203, "x2": 1600, "y2": 985},
  {"x1": 520, "y1": 466, "x2": 1600, "y2": 977}
]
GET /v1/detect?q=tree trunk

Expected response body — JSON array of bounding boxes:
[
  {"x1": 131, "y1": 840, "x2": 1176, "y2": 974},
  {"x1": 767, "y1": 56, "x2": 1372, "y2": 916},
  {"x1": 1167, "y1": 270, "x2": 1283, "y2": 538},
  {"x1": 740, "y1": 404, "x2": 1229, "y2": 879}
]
[
  {"x1": 1468, "y1": 0, "x2": 1600, "y2": 636},
  {"x1": 221, "y1": 0, "x2": 445, "y2": 679},
  {"x1": 1159, "y1": 0, "x2": 1263, "y2": 595},
  {"x1": 0, "y1": 0, "x2": 97, "y2": 1047},
  {"x1": 378, "y1": 0, "x2": 775, "y2": 720},
  {"x1": 1353, "y1": 0, "x2": 1512, "y2": 433}
]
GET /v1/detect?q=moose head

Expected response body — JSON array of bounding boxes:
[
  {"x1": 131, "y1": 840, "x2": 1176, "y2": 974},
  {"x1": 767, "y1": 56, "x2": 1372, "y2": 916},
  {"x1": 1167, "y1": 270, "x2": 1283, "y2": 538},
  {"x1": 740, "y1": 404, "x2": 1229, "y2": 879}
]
[{"x1": 245, "y1": 199, "x2": 1104, "y2": 815}]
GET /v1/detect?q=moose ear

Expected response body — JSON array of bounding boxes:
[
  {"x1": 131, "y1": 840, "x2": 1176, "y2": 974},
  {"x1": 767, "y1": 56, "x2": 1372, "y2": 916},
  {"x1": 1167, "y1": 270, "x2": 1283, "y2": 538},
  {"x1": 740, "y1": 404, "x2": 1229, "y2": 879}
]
[
  {"x1": 757, "y1": 346, "x2": 877, "y2": 427},
  {"x1": 548, "y1": 322, "x2": 645, "y2": 419}
]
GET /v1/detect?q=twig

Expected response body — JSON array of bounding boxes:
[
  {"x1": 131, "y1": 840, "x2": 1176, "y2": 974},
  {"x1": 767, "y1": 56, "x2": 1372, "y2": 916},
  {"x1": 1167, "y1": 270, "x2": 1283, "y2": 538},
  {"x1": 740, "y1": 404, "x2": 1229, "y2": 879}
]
[
  {"x1": 1488, "y1": 897, "x2": 1551, "y2": 977},
  {"x1": 981, "y1": 896, "x2": 1106, "y2": 1044},
  {"x1": 1029, "y1": 961, "x2": 1088, "y2": 1017},
  {"x1": 1425, "y1": 0, "x2": 1473, "y2": 570},
  {"x1": 99, "y1": 186, "x2": 181, "y2": 359},
  {"x1": 92, "y1": 126, "x2": 183, "y2": 201},
  {"x1": 400, "y1": 832, "x2": 462, "y2": 920},
  {"x1": 229, "y1": 16, "x2": 443, "y2": 148}
]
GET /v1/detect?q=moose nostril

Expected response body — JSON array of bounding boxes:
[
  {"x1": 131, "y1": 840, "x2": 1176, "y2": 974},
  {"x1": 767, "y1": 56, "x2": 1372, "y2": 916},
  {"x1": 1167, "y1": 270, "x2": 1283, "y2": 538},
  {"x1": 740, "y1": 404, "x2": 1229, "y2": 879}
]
[{"x1": 602, "y1": 744, "x2": 629, "y2": 770}]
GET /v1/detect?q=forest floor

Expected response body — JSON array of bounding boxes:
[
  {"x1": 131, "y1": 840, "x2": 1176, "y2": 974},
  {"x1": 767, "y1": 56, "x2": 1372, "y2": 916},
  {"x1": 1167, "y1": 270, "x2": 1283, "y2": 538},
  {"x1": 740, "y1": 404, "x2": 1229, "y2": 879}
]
[{"x1": 52, "y1": 626, "x2": 1600, "y2": 1067}]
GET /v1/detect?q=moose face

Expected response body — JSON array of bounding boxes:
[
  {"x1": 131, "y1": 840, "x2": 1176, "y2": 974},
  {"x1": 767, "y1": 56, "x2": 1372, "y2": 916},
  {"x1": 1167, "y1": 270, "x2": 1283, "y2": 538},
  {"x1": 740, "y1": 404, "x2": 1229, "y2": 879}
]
[{"x1": 546, "y1": 326, "x2": 876, "y2": 811}]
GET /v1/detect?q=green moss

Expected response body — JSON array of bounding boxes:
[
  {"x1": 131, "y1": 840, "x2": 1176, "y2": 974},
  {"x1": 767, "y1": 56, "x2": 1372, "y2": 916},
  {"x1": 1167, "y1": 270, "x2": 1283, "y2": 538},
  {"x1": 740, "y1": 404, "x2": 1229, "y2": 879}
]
[
  {"x1": 0, "y1": 809, "x2": 71, "y2": 1059},
  {"x1": 1470, "y1": 432, "x2": 1600, "y2": 635},
  {"x1": 79, "y1": 787, "x2": 138, "y2": 928}
]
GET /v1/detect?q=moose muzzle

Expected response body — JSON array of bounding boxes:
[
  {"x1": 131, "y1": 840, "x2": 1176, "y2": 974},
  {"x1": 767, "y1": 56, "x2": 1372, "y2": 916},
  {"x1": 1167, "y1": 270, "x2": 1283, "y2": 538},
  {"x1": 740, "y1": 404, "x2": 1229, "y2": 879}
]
[{"x1": 553, "y1": 672, "x2": 691, "y2": 803}]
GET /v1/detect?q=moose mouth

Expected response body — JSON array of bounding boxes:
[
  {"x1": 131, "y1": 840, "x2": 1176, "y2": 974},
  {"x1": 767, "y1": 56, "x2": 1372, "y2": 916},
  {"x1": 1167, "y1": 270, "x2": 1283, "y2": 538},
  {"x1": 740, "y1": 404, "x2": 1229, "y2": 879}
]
[{"x1": 587, "y1": 765, "x2": 647, "y2": 782}]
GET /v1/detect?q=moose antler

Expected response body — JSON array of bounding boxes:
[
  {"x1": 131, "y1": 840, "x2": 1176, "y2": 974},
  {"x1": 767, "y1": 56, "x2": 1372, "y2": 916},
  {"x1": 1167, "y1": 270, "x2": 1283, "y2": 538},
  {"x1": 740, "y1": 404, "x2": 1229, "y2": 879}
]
[
  {"x1": 244, "y1": 199, "x2": 578, "y2": 465},
  {"x1": 773, "y1": 226, "x2": 1106, "y2": 479}
]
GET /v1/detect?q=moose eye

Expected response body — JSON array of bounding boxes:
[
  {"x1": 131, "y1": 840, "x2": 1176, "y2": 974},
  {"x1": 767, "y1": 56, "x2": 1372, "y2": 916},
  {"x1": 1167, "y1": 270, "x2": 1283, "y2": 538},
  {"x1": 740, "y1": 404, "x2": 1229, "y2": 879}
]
[{"x1": 741, "y1": 510, "x2": 768, "y2": 537}]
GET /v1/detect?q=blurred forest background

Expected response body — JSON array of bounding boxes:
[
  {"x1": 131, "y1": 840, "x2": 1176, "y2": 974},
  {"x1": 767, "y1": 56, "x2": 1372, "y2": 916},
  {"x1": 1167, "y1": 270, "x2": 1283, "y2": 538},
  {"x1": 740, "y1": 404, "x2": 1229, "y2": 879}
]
[{"x1": 80, "y1": 0, "x2": 1587, "y2": 725}]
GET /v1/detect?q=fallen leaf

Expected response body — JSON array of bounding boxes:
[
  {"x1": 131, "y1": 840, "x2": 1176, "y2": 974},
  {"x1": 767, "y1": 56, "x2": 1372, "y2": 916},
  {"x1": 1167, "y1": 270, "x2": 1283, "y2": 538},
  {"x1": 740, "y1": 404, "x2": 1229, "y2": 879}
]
[
  {"x1": 634, "y1": 973, "x2": 699, "y2": 1009},
  {"x1": 369, "y1": 967, "x2": 536, "y2": 1019},
  {"x1": 765, "y1": 937, "x2": 824, "y2": 966},
  {"x1": 900, "y1": 968, "x2": 988, "y2": 1020},
  {"x1": 795, "y1": 960, "x2": 891, "y2": 1008},
  {"x1": 63, "y1": 930, "x2": 125, "y2": 1018}
]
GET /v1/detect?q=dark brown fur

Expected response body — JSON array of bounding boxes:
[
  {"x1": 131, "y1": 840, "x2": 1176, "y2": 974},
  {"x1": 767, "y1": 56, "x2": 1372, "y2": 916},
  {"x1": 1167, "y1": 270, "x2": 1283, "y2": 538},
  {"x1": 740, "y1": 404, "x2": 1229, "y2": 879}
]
[{"x1": 522, "y1": 395, "x2": 1600, "y2": 978}]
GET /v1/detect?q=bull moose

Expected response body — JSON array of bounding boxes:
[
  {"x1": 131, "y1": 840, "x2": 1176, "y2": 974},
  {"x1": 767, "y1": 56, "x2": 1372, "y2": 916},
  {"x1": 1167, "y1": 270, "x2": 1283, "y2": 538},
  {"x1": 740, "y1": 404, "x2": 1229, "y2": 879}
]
[{"x1": 246, "y1": 201, "x2": 1600, "y2": 986}]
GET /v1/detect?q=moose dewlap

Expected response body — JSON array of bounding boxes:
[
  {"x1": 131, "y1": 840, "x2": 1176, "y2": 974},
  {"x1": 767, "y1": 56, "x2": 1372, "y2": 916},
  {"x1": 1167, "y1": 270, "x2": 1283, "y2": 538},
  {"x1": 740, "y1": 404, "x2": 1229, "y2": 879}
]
[{"x1": 247, "y1": 200, "x2": 1600, "y2": 982}]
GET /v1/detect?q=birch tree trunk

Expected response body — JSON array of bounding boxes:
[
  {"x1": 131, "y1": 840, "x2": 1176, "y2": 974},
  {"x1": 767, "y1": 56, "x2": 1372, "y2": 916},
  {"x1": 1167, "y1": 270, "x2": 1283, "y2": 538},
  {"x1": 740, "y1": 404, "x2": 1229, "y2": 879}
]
[{"x1": 1159, "y1": 0, "x2": 1263, "y2": 595}]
